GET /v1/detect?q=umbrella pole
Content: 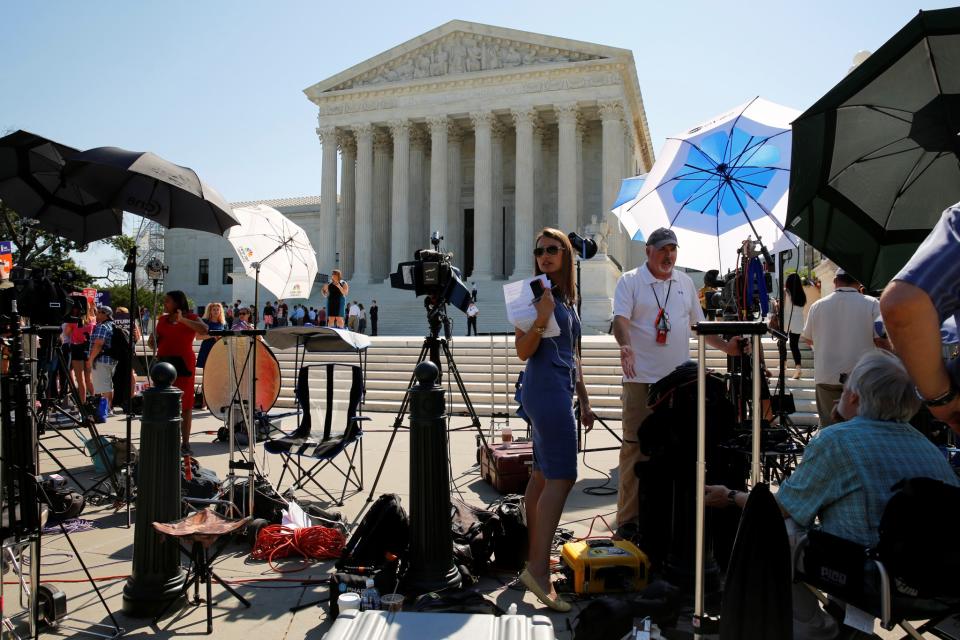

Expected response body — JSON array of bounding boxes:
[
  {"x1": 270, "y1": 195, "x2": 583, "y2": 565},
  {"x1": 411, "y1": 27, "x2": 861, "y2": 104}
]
[
  {"x1": 248, "y1": 264, "x2": 260, "y2": 519},
  {"x1": 126, "y1": 246, "x2": 137, "y2": 528}
]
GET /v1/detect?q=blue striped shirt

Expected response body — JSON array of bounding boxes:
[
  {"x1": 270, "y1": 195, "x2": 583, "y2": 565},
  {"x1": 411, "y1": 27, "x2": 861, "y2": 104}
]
[
  {"x1": 776, "y1": 417, "x2": 958, "y2": 547},
  {"x1": 895, "y1": 203, "x2": 960, "y2": 329},
  {"x1": 91, "y1": 321, "x2": 115, "y2": 365}
]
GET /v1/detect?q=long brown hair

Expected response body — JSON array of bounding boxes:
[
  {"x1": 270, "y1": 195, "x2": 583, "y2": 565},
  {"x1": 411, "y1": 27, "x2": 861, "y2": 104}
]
[{"x1": 534, "y1": 227, "x2": 576, "y2": 304}]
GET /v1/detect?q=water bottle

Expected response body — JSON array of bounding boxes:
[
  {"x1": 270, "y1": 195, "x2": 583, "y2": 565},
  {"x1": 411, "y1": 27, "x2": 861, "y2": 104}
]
[
  {"x1": 95, "y1": 396, "x2": 109, "y2": 423},
  {"x1": 360, "y1": 577, "x2": 380, "y2": 611}
]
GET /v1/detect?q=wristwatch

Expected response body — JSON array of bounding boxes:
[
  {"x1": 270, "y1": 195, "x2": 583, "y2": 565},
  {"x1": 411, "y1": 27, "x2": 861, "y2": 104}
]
[
  {"x1": 534, "y1": 325, "x2": 546, "y2": 335},
  {"x1": 916, "y1": 383, "x2": 959, "y2": 408},
  {"x1": 726, "y1": 490, "x2": 739, "y2": 506}
]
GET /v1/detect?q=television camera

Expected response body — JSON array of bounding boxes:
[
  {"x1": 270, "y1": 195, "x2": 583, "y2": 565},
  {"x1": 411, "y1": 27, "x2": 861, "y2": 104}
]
[{"x1": 389, "y1": 231, "x2": 472, "y2": 317}]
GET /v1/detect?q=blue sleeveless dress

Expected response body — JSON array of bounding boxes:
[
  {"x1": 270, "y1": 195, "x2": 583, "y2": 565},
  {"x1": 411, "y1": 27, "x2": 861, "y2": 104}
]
[{"x1": 519, "y1": 300, "x2": 581, "y2": 480}]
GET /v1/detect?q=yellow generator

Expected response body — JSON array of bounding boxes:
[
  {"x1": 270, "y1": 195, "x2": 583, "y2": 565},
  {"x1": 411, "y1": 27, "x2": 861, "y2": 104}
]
[{"x1": 560, "y1": 539, "x2": 650, "y2": 594}]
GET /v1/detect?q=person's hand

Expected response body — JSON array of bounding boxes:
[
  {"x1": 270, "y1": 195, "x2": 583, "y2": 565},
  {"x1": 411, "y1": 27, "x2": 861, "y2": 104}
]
[
  {"x1": 704, "y1": 485, "x2": 731, "y2": 508},
  {"x1": 931, "y1": 396, "x2": 960, "y2": 434},
  {"x1": 620, "y1": 344, "x2": 636, "y2": 378},
  {"x1": 534, "y1": 288, "x2": 555, "y2": 326},
  {"x1": 581, "y1": 404, "x2": 596, "y2": 431},
  {"x1": 725, "y1": 337, "x2": 749, "y2": 356}
]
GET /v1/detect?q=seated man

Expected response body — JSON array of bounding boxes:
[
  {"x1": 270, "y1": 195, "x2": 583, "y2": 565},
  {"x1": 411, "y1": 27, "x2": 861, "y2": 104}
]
[{"x1": 707, "y1": 350, "x2": 958, "y2": 637}]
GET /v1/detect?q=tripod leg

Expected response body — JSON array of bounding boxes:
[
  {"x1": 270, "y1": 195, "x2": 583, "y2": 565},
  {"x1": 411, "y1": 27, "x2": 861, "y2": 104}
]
[
  {"x1": 56, "y1": 521, "x2": 122, "y2": 632},
  {"x1": 210, "y1": 570, "x2": 250, "y2": 607},
  {"x1": 440, "y1": 340, "x2": 487, "y2": 450}
]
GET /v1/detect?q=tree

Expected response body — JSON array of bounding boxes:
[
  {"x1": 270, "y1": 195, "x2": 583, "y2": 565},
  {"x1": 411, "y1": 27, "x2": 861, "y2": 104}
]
[{"x1": 0, "y1": 202, "x2": 95, "y2": 290}]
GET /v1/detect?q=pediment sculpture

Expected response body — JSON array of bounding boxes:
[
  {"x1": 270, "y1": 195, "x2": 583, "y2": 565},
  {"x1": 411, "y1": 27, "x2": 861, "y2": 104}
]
[{"x1": 330, "y1": 34, "x2": 606, "y2": 91}]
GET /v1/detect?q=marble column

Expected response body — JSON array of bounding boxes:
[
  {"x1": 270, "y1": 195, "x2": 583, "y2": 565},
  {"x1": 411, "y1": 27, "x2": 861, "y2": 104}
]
[
  {"x1": 556, "y1": 103, "x2": 580, "y2": 234},
  {"x1": 409, "y1": 126, "x2": 429, "y2": 247},
  {"x1": 491, "y1": 120, "x2": 505, "y2": 278},
  {"x1": 510, "y1": 109, "x2": 536, "y2": 278},
  {"x1": 337, "y1": 132, "x2": 356, "y2": 278},
  {"x1": 470, "y1": 112, "x2": 495, "y2": 280},
  {"x1": 533, "y1": 121, "x2": 546, "y2": 233},
  {"x1": 372, "y1": 129, "x2": 393, "y2": 281},
  {"x1": 427, "y1": 116, "x2": 449, "y2": 245},
  {"x1": 600, "y1": 101, "x2": 627, "y2": 265},
  {"x1": 576, "y1": 119, "x2": 586, "y2": 231},
  {"x1": 446, "y1": 124, "x2": 463, "y2": 266},
  {"x1": 389, "y1": 120, "x2": 411, "y2": 270},
  {"x1": 352, "y1": 125, "x2": 374, "y2": 283},
  {"x1": 317, "y1": 126, "x2": 339, "y2": 272}
]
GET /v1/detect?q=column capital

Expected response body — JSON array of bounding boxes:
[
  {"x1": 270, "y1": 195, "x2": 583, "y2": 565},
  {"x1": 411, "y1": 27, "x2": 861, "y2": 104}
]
[
  {"x1": 426, "y1": 115, "x2": 449, "y2": 134},
  {"x1": 598, "y1": 100, "x2": 625, "y2": 122},
  {"x1": 510, "y1": 108, "x2": 539, "y2": 129},
  {"x1": 470, "y1": 111, "x2": 496, "y2": 131},
  {"x1": 373, "y1": 129, "x2": 392, "y2": 151},
  {"x1": 387, "y1": 120, "x2": 411, "y2": 138},
  {"x1": 337, "y1": 131, "x2": 356, "y2": 154},
  {"x1": 353, "y1": 123, "x2": 375, "y2": 142},
  {"x1": 555, "y1": 103, "x2": 580, "y2": 125},
  {"x1": 490, "y1": 119, "x2": 507, "y2": 141},
  {"x1": 447, "y1": 122, "x2": 464, "y2": 143},
  {"x1": 410, "y1": 125, "x2": 430, "y2": 148},
  {"x1": 316, "y1": 125, "x2": 338, "y2": 144}
]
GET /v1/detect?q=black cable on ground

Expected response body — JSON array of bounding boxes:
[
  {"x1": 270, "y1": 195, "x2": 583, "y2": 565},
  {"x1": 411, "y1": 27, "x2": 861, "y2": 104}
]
[{"x1": 579, "y1": 449, "x2": 617, "y2": 496}]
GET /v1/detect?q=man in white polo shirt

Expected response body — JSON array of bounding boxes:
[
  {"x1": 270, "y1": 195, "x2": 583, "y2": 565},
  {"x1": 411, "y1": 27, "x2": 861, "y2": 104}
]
[
  {"x1": 613, "y1": 227, "x2": 744, "y2": 535},
  {"x1": 802, "y1": 268, "x2": 881, "y2": 426}
]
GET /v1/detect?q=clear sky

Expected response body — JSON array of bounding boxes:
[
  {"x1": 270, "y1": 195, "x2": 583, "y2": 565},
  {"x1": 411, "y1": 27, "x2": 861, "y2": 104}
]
[{"x1": 1, "y1": 0, "x2": 952, "y2": 275}]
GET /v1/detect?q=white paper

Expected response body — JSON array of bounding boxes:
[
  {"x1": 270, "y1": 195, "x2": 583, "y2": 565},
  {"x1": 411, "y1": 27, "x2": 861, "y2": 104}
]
[
  {"x1": 502, "y1": 275, "x2": 560, "y2": 338},
  {"x1": 281, "y1": 500, "x2": 309, "y2": 529},
  {"x1": 843, "y1": 605, "x2": 876, "y2": 634}
]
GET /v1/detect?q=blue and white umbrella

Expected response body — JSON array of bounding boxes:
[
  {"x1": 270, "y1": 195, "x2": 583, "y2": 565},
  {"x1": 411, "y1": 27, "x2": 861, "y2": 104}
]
[{"x1": 614, "y1": 98, "x2": 800, "y2": 273}]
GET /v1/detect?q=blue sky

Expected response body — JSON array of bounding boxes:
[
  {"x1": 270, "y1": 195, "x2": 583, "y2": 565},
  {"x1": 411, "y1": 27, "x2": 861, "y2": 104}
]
[{"x1": 1, "y1": 0, "x2": 952, "y2": 275}]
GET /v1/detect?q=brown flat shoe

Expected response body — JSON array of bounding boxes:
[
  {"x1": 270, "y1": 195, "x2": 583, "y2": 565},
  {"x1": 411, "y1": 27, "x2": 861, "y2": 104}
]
[{"x1": 519, "y1": 569, "x2": 571, "y2": 612}]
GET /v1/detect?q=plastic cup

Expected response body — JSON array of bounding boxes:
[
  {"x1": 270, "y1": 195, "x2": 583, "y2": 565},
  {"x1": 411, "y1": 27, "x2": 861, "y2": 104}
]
[
  {"x1": 381, "y1": 593, "x2": 403, "y2": 612},
  {"x1": 501, "y1": 427, "x2": 513, "y2": 443},
  {"x1": 338, "y1": 592, "x2": 361, "y2": 612}
]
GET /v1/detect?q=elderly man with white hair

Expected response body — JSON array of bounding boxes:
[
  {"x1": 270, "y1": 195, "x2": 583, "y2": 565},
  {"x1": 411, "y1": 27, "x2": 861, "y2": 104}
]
[
  {"x1": 707, "y1": 349, "x2": 957, "y2": 544},
  {"x1": 706, "y1": 350, "x2": 958, "y2": 638}
]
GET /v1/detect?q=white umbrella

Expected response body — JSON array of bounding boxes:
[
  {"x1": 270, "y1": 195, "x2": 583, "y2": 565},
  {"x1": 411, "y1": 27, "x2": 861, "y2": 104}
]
[
  {"x1": 614, "y1": 98, "x2": 800, "y2": 273},
  {"x1": 225, "y1": 204, "x2": 318, "y2": 299}
]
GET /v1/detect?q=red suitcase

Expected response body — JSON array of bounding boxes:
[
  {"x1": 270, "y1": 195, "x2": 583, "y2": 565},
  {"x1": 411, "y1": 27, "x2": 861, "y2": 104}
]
[{"x1": 480, "y1": 441, "x2": 533, "y2": 494}]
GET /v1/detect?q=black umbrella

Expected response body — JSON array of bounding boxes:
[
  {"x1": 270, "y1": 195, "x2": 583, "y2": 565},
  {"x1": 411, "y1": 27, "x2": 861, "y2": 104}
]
[
  {"x1": 63, "y1": 146, "x2": 239, "y2": 237},
  {"x1": 0, "y1": 130, "x2": 121, "y2": 244},
  {"x1": 786, "y1": 7, "x2": 960, "y2": 290}
]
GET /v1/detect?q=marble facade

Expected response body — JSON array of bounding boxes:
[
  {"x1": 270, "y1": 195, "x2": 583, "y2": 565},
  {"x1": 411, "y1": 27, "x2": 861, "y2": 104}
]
[{"x1": 306, "y1": 20, "x2": 655, "y2": 283}]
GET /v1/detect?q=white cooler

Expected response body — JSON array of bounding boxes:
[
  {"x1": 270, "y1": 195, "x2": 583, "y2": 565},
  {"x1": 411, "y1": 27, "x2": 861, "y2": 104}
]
[{"x1": 322, "y1": 610, "x2": 556, "y2": 640}]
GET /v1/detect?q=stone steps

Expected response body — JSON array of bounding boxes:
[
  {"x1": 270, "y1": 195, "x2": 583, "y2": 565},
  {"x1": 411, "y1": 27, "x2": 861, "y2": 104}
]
[{"x1": 147, "y1": 335, "x2": 820, "y2": 427}]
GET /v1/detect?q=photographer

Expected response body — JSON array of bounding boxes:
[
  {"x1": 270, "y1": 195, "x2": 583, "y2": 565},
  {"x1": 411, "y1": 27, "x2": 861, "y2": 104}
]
[
  {"x1": 322, "y1": 270, "x2": 349, "y2": 328},
  {"x1": 515, "y1": 228, "x2": 596, "y2": 612},
  {"x1": 881, "y1": 203, "x2": 960, "y2": 432}
]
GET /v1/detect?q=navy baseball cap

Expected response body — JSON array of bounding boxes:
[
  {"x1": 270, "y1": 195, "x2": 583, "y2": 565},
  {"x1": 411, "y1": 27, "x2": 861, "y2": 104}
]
[{"x1": 647, "y1": 227, "x2": 679, "y2": 249}]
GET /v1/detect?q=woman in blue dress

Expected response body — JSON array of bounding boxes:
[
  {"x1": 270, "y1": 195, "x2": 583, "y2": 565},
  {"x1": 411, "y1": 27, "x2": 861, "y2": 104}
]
[{"x1": 516, "y1": 227, "x2": 596, "y2": 611}]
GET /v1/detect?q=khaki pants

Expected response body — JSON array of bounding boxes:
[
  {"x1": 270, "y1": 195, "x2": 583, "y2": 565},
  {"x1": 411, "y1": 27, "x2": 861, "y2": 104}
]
[
  {"x1": 815, "y1": 383, "x2": 844, "y2": 427},
  {"x1": 618, "y1": 382, "x2": 652, "y2": 528}
]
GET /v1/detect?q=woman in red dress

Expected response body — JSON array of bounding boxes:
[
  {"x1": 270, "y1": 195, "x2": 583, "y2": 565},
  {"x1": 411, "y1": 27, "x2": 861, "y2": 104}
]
[{"x1": 150, "y1": 290, "x2": 207, "y2": 455}]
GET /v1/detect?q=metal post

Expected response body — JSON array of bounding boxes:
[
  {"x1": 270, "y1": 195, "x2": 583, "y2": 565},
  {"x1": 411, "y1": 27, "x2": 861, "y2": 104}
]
[
  {"x1": 693, "y1": 335, "x2": 707, "y2": 639},
  {"x1": 402, "y1": 361, "x2": 461, "y2": 594},
  {"x1": 751, "y1": 334, "x2": 763, "y2": 486},
  {"x1": 122, "y1": 362, "x2": 186, "y2": 617}
]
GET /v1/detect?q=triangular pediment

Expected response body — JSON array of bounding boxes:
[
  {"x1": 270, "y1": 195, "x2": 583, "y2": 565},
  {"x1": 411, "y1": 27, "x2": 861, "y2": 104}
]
[{"x1": 305, "y1": 20, "x2": 627, "y2": 97}]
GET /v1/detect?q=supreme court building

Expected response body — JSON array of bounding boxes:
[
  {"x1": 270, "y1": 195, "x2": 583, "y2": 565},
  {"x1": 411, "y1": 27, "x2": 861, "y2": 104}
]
[
  {"x1": 308, "y1": 20, "x2": 655, "y2": 283},
  {"x1": 164, "y1": 21, "x2": 655, "y2": 329}
]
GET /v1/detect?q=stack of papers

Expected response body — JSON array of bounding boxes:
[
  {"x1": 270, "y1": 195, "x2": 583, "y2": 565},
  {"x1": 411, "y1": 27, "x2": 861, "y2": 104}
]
[{"x1": 503, "y1": 275, "x2": 560, "y2": 338}]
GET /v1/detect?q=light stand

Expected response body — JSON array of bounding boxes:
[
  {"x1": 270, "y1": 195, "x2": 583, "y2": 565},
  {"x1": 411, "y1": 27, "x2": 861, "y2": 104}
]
[
  {"x1": 122, "y1": 247, "x2": 138, "y2": 527},
  {"x1": 144, "y1": 258, "x2": 168, "y2": 368}
]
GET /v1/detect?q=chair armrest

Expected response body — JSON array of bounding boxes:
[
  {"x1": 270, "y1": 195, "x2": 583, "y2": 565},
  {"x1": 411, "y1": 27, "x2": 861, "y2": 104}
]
[{"x1": 349, "y1": 416, "x2": 372, "y2": 423}]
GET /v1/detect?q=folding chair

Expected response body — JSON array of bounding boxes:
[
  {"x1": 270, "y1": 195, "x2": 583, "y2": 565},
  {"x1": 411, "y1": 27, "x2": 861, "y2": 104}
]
[
  {"x1": 263, "y1": 363, "x2": 366, "y2": 506},
  {"x1": 795, "y1": 477, "x2": 960, "y2": 639}
]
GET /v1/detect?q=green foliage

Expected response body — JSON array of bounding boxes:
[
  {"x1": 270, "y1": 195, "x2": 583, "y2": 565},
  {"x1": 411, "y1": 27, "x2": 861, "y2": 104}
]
[
  {"x1": 100, "y1": 283, "x2": 159, "y2": 312},
  {"x1": 0, "y1": 202, "x2": 95, "y2": 288}
]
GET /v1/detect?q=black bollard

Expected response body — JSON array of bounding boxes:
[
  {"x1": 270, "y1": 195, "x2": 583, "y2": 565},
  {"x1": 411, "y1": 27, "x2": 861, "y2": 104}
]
[
  {"x1": 122, "y1": 362, "x2": 187, "y2": 617},
  {"x1": 402, "y1": 361, "x2": 461, "y2": 594}
]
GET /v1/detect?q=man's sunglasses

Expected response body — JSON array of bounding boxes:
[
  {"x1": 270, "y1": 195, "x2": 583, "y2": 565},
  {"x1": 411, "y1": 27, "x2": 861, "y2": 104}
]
[{"x1": 533, "y1": 246, "x2": 565, "y2": 257}]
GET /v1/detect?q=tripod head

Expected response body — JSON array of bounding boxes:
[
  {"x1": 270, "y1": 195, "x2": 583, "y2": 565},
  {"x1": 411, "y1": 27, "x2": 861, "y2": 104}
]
[{"x1": 424, "y1": 294, "x2": 452, "y2": 341}]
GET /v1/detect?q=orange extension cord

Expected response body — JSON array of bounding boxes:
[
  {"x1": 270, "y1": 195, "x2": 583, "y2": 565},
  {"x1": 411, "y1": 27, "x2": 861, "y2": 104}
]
[{"x1": 250, "y1": 525, "x2": 346, "y2": 573}]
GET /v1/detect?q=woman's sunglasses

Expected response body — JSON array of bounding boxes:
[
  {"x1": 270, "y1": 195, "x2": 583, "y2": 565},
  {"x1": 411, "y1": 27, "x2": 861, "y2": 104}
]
[
  {"x1": 239, "y1": 311, "x2": 250, "y2": 316},
  {"x1": 533, "y1": 246, "x2": 565, "y2": 257}
]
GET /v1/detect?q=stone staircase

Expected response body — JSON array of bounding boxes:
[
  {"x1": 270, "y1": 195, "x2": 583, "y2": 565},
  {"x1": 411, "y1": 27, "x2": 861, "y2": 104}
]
[{"x1": 181, "y1": 335, "x2": 819, "y2": 427}]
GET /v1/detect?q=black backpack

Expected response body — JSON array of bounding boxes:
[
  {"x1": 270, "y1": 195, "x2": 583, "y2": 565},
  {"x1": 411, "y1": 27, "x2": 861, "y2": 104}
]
[
  {"x1": 105, "y1": 323, "x2": 130, "y2": 361},
  {"x1": 337, "y1": 493, "x2": 409, "y2": 570}
]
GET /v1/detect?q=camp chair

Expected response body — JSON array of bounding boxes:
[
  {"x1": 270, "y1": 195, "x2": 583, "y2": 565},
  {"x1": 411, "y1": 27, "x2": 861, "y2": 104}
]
[
  {"x1": 263, "y1": 363, "x2": 366, "y2": 506},
  {"x1": 795, "y1": 477, "x2": 960, "y2": 639}
]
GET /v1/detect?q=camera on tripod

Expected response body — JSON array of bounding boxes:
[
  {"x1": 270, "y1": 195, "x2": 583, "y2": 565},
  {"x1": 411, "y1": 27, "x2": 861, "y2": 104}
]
[
  {"x1": 0, "y1": 267, "x2": 73, "y2": 329},
  {"x1": 389, "y1": 231, "x2": 472, "y2": 314}
]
